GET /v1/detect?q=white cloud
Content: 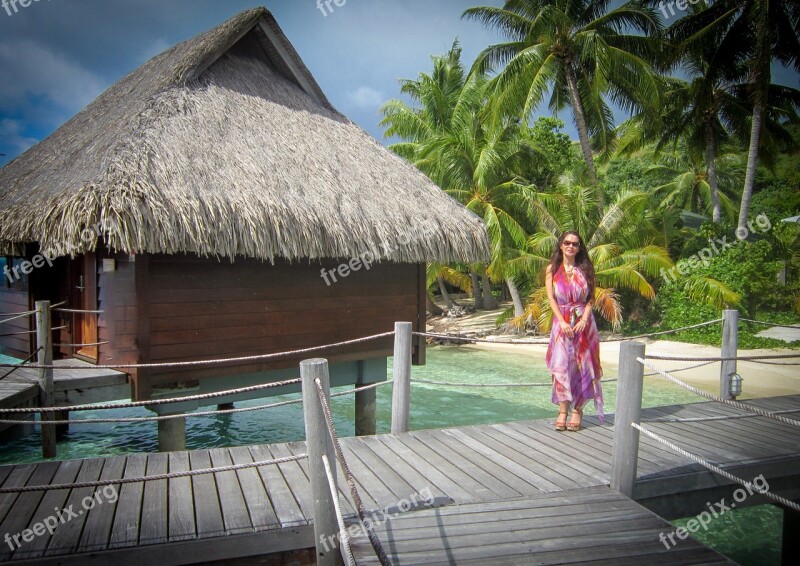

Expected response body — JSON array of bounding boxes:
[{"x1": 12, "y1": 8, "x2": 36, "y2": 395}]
[
  {"x1": 0, "y1": 118, "x2": 39, "y2": 157},
  {"x1": 0, "y1": 39, "x2": 107, "y2": 114},
  {"x1": 347, "y1": 86, "x2": 386, "y2": 109}
]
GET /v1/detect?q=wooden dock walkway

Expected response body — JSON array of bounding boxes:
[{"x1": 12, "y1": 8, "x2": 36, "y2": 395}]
[
  {"x1": 0, "y1": 360, "x2": 129, "y2": 433},
  {"x1": 0, "y1": 394, "x2": 797, "y2": 565}
]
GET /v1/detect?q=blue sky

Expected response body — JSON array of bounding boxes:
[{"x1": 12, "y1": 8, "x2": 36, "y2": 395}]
[
  {"x1": 0, "y1": 1, "x2": 797, "y2": 167},
  {"x1": 0, "y1": 0, "x2": 511, "y2": 166}
]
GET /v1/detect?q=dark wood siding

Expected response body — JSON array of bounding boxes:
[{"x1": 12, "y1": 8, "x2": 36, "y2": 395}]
[
  {"x1": 136, "y1": 255, "x2": 422, "y2": 394},
  {"x1": 98, "y1": 252, "x2": 138, "y2": 376},
  {"x1": 0, "y1": 285, "x2": 32, "y2": 359}
]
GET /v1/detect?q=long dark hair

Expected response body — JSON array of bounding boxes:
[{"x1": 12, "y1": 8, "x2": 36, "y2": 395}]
[{"x1": 549, "y1": 231, "x2": 595, "y2": 300}]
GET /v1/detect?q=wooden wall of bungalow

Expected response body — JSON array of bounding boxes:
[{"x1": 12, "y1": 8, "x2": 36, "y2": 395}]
[{"x1": 1, "y1": 247, "x2": 426, "y2": 400}]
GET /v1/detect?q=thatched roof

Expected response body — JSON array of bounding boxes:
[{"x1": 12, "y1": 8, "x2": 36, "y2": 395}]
[{"x1": 0, "y1": 8, "x2": 489, "y2": 263}]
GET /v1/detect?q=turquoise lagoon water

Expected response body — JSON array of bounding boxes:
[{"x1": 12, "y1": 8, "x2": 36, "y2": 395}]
[{"x1": 0, "y1": 346, "x2": 783, "y2": 564}]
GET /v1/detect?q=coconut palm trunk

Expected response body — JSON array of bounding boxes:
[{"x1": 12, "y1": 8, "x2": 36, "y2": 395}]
[
  {"x1": 437, "y1": 275, "x2": 455, "y2": 311},
  {"x1": 426, "y1": 292, "x2": 444, "y2": 316},
  {"x1": 738, "y1": 103, "x2": 762, "y2": 231},
  {"x1": 506, "y1": 277, "x2": 525, "y2": 318},
  {"x1": 705, "y1": 123, "x2": 722, "y2": 223},
  {"x1": 481, "y1": 269, "x2": 498, "y2": 309},
  {"x1": 564, "y1": 65, "x2": 598, "y2": 186},
  {"x1": 470, "y1": 268, "x2": 483, "y2": 309}
]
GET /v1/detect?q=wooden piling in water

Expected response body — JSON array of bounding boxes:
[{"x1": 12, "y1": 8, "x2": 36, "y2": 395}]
[{"x1": 35, "y1": 300, "x2": 56, "y2": 458}]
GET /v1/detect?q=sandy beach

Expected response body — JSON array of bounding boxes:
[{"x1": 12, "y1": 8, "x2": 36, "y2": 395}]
[{"x1": 429, "y1": 306, "x2": 799, "y2": 399}]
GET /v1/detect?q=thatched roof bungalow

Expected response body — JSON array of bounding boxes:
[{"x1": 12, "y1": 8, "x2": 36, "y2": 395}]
[{"x1": 0, "y1": 8, "x2": 488, "y2": 403}]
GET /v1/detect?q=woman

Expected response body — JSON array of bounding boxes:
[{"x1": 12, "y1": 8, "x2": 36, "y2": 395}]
[{"x1": 545, "y1": 231, "x2": 603, "y2": 431}]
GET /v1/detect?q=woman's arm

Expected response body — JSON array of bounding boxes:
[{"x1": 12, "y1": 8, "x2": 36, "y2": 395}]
[{"x1": 546, "y1": 265, "x2": 573, "y2": 338}]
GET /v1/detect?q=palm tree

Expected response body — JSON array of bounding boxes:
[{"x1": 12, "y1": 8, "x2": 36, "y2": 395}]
[
  {"x1": 643, "y1": 142, "x2": 743, "y2": 221},
  {"x1": 464, "y1": 0, "x2": 663, "y2": 186},
  {"x1": 382, "y1": 43, "x2": 548, "y2": 316},
  {"x1": 664, "y1": 0, "x2": 800, "y2": 231},
  {"x1": 509, "y1": 174, "x2": 674, "y2": 330}
]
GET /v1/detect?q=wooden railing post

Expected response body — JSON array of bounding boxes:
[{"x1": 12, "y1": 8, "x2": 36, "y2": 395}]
[
  {"x1": 35, "y1": 300, "x2": 56, "y2": 458},
  {"x1": 391, "y1": 321, "x2": 412, "y2": 434},
  {"x1": 611, "y1": 341, "x2": 645, "y2": 497},
  {"x1": 720, "y1": 309, "x2": 739, "y2": 400},
  {"x1": 300, "y1": 358, "x2": 340, "y2": 565}
]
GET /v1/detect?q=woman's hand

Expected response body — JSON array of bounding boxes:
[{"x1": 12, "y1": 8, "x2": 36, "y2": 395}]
[
  {"x1": 573, "y1": 319, "x2": 587, "y2": 334},
  {"x1": 558, "y1": 319, "x2": 574, "y2": 338}
]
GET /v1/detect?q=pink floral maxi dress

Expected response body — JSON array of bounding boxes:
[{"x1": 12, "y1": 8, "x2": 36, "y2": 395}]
[{"x1": 545, "y1": 265, "x2": 604, "y2": 422}]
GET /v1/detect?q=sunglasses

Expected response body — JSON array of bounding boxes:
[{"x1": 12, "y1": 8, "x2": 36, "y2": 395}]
[{"x1": 562, "y1": 240, "x2": 580, "y2": 247}]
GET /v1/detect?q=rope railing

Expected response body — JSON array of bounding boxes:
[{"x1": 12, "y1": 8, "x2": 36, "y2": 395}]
[
  {"x1": 0, "y1": 331, "x2": 395, "y2": 371},
  {"x1": 413, "y1": 318, "x2": 724, "y2": 346},
  {"x1": 0, "y1": 454, "x2": 308, "y2": 494},
  {"x1": 53, "y1": 308, "x2": 103, "y2": 314},
  {"x1": 641, "y1": 408, "x2": 800, "y2": 424},
  {"x1": 633, "y1": 423, "x2": 800, "y2": 513},
  {"x1": 0, "y1": 380, "x2": 394, "y2": 425},
  {"x1": 322, "y1": 454, "x2": 357, "y2": 566},
  {"x1": 314, "y1": 378, "x2": 392, "y2": 566},
  {"x1": 645, "y1": 352, "x2": 800, "y2": 362},
  {"x1": 638, "y1": 357, "x2": 800, "y2": 428},
  {"x1": 643, "y1": 360, "x2": 716, "y2": 377},
  {"x1": 0, "y1": 377, "x2": 303, "y2": 414},
  {"x1": 0, "y1": 310, "x2": 36, "y2": 326},
  {"x1": 53, "y1": 340, "x2": 109, "y2": 348},
  {"x1": 740, "y1": 318, "x2": 800, "y2": 329},
  {"x1": 0, "y1": 347, "x2": 42, "y2": 382}
]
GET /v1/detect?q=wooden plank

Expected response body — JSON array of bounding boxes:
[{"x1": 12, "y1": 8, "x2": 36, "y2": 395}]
[
  {"x1": 208, "y1": 448, "x2": 252, "y2": 536},
  {"x1": 337, "y1": 439, "x2": 406, "y2": 508},
  {"x1": 373, "y1": 435, "x2": 469, "y2": 503},
  {"x1": 108, "y1": 454, "x2": 146, "y2": 550},
  {"x1": 138, "y1": 452, "x2": 168, "y2": 546},
  {"x1": 0, "y1": 461, "x2": 59, "y2": 561},
  {"x1": 264, "y1": 442, "x2": 314, "y2": 521},
  {"x1": 189, "y1": 450, "x2": 225, "y2": 538},
  {"x1": 413, "y1": 429, "x2": 527, "y2": 497},
  {"x1": 247, "y1": 445, "x2": 306, "y2": 528},
  {"x1": 167, "y1": 451, "x2": 196, "y2": 542},
  {"x1": 228, "y1": 446, "x2": 280, "y2": 531},
  {"x1": 8, "y1": 459, "x2": 82, "y2": 560},
  {"x1": 75, "y1": 456, "x2": 126, "y2": 554},
  {"x1": 43, "y1": 457, "x2": 104, "y2": 557},
  {"x1": 448, "y1": 427, "x2": 564, "y2": 492},
  {"x1": 392, "y1": 432, "x2": 503, "y2": 502}
]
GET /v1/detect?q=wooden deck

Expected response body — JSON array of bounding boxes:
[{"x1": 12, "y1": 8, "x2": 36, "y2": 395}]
[
  {"x1": 349, "y1": 486, "x2": 734, "y2": 565},
  {"x1": 0, "y1": 360, "x2": 129, "y2": 432},
  {"x1": 0, "y1": 395, "x2": 797, "y2": 564}
]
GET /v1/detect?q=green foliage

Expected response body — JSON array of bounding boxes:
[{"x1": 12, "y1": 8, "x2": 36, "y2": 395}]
[{"x1": 523, "y1": 117, "x2": 578, "y2": 188}]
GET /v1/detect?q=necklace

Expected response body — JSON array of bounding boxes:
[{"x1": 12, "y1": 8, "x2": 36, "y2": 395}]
[{"x1": 564, "y1": 264, "x2": 575, "y2": 275}]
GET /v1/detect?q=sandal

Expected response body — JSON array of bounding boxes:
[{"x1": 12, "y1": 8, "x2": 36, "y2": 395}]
[
  {"x1": 567, "y1": 409, "x2": 583, "y2": 432},
  {"x1": 555, "y1": 411, "x2": 568, "y2": 431}
]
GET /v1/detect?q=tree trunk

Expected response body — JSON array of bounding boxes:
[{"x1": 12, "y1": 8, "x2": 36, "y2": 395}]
[
  {"x1": 470, "y1": 268, "x2": 483, "y2": 310},
  {"x1": 437, "y1": 275, "x2": 455, "y2": 310},
  {"x1": 426, "y1": 292, "x2": 443, "y2": 317},
  {"x1": 705, "y1": 123, "x2": 721, "y2": 223},
  {"x1": 481, "y1": 269, "x2": 497, "y2": 309},
  {"x1": 739, "y1": 5, "x2": 769, "y2": 232},
  {"x1": 506, "y1": 277, "x2": 525, "y2": 318},
  {"x1": 738, "y1": 102, "x2": 762, "y2": 232},
  {"x1": 564, "y1": 65, "x2": 599, "y2": 188}
]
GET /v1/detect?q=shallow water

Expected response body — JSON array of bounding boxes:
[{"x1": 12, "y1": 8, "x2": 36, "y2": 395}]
[{"x1": 0, "y1": 346, "x2": 782, "y2": 564}]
